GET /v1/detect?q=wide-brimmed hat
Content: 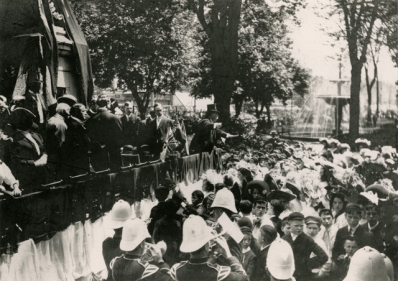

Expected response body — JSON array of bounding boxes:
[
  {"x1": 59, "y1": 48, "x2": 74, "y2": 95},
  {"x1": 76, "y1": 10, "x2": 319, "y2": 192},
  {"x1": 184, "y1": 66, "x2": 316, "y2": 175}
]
[
  {"x1": 104, "y1": 200, "x2": 132, "y2": 229},
  {"x1": 247, "y1": 180, "x2": 270, "y2": 198},
  {"x1": 355, "y1": 138, "x2": 371, "y2": 147},
  {"x1": 57, "y1": 94, "x2": 78, "y2": 107},
  {"x1": 119, "y1": 218, "x2": 151, "y2": 251},
  {"x1": 268, "y1": 190, "x2": 296, "y2": 202},
  {"x1": 180, "y1": 215, "x2": 217, "y2": 253}
]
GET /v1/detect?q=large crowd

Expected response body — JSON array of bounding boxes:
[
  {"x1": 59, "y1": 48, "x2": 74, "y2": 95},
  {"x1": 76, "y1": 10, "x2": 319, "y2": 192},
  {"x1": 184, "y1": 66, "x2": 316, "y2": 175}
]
[{"x1": 1, "y1": 92, "x2": 398, "y2": 281}]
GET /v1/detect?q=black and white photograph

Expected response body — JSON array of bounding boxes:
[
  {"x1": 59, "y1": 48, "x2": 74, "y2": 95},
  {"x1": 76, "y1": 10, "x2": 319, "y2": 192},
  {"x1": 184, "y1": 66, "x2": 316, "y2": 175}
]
[{"x1": 0, "y1": 0, "x2": 397, "y2": 280}]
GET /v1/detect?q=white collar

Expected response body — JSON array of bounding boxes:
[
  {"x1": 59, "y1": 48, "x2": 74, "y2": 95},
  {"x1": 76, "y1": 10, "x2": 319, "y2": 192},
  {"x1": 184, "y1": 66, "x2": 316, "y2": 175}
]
[
  {"x1": 291, "y1": 233, "x2": 299, "y2": 241},
  {"x1": 368, "y1": 222, "x2": 379, "y2": 230},
  {"x1": 242, "y1": 247, "x2": 251, "y2": 254}
]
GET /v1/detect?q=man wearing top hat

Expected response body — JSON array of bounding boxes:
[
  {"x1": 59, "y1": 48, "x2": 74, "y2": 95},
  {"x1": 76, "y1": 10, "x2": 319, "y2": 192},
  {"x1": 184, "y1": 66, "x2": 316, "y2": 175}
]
[{"x1": 190, "y1": 104, "x2": 236, "y2": 154}]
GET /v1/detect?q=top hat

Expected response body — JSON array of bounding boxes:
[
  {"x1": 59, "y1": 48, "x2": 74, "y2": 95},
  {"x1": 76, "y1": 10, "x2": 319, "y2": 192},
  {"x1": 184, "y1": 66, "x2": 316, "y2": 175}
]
[{"x1": 206, "y1": 104, "x2": 219, "y2": 114}]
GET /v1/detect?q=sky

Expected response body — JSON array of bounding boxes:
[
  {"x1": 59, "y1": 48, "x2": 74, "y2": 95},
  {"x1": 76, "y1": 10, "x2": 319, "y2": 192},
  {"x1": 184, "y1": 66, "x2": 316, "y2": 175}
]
[
  {"x1": 288, "y1": 0, "x2": 397, "y2": 84},
  {"x1": 177, "y1": 1, "x2": 397, "y2": 109}
]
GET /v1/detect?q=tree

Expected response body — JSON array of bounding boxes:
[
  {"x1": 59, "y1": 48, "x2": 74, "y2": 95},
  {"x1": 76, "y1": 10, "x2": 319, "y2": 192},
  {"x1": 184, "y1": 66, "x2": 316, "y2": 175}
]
[
  {"x1": 331, "y1": 0, "x2": 394, "y2": 140},
  {"x1": 235, "y1": 0, "x2": 309, "y2": 119},
  {"x1": 187, "y1": 0, "x2": 306, "y2": 121},
  {"x1": 186, "y1": 0, "x2": 242, "y2": 123},
  {"x1": 71, "y1": 0, "x2": 188, "y2": 118}
]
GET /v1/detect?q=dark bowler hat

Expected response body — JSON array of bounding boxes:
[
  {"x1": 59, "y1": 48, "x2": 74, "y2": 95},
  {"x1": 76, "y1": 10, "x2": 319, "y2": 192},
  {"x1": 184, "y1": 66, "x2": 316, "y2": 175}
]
[
  {"x1": 207, "y1": 104, "x2": 219, "y2": 114},
  {"x1": 57, "y1": 94, "x2": 78, "y2": 107},
  {"x1": 305, "y1": 216, "x2": 322, "y2": 226},
  {"x1": 288, "y1": 212, "x2": 304, "y2": 221}
]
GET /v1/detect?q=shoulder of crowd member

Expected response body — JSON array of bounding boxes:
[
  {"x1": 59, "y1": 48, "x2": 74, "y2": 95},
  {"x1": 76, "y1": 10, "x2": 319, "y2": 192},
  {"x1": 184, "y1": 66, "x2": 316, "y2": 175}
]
[
  {"x1": 110, "y1": 256, "x2": 172, "y2": 281},
  {"x1": 170, "y1": 258, "x2": 248, "y2": 281}
]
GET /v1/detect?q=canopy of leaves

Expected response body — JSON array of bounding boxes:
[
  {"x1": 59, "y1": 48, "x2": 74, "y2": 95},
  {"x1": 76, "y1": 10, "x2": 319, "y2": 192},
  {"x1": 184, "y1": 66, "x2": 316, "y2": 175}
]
[{"x1": 70, "y1": 0, "x2": 190, "y2": 114}]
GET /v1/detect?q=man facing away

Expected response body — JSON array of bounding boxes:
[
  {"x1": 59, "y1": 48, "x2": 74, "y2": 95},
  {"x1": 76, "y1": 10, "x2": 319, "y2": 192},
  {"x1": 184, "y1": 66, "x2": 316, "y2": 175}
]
[{"x1": 169, "y1": 215, "x2": 248, "y2": 281}]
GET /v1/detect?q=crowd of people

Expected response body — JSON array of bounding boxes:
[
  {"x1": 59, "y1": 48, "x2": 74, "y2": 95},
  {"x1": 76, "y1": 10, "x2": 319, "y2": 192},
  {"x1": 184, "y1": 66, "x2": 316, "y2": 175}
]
[
  {"x1": 1, "y1": 91, "x2": 397, "y2": 280},
  {"x1": 0, "y1": 92, "x2": 198, "y2": 194},
  {"x1": 100, "y1": 134, "x2": 398, "y2": 281}
]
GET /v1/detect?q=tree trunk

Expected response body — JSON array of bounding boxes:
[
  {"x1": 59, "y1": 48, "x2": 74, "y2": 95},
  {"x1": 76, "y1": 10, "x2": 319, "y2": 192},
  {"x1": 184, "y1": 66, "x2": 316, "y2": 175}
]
[
  {"x1": 349, "y1": 62, "x2": 362, "y2": 141},
  {"x1": 365, "y1": 66, "x2": 372, "y2": 124},
  {"x1": 234, "y1": 95, "x2": 244, "y2": 117},
  {"x1": 265, "y1": 103, "x2": 271, "y2": 123},
  {"x1": 127, "y1": 81, "x2": 151, "y2": 119},
  {"x1": 208, "y1": 0, "x2": 242, "y2": 124}
]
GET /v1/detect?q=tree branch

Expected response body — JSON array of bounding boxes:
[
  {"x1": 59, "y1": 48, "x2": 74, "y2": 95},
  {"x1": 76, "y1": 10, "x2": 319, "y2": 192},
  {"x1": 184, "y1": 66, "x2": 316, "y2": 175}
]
[
  {"x1": 359, "y1": 0, "x2": 379, "y2": 64},
  {"x1": 195, "y1": 0, "x2": 212, "y2": 37}
]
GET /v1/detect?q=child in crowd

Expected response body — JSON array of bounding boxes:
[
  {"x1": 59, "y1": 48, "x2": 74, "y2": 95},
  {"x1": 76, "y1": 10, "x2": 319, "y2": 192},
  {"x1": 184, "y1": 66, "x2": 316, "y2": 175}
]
[
  {"x1": 239, "y1": 225, "x2": 257, "y2": 280},
  {"x1": 333, "y1": 236, "x2": 359, "y2": 280},
  {"x1": 281, "y1": 217, "x2": 290, "y2": 237}
]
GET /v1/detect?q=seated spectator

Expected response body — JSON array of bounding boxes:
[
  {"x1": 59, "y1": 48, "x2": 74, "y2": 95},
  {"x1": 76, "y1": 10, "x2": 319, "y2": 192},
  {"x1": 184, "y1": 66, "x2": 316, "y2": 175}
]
[
  {"x1": 103, "y1": 200, "x2": 132, "y2": 281},
  {"x1": 332, "y1": 236, "x2": 359, "y2": 281}
]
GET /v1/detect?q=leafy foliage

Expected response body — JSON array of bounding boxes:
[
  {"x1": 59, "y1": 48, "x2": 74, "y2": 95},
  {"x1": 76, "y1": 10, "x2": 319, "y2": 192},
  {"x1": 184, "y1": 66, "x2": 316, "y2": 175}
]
[{"x1": 70, "y1": 0, "x2": 189, "y2": 117}]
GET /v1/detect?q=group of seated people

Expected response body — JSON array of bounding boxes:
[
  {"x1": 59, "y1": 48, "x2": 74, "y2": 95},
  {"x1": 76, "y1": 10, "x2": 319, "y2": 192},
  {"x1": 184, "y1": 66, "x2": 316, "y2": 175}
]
[{"x1": 0, "y1": 93, "x2": 186, "y2": 194}]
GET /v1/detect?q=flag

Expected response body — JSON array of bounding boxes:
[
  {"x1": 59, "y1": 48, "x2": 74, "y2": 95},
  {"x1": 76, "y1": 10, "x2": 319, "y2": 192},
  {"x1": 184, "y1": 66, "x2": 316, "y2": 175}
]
[{"x1": 180, "y1": 119, "x2": 189, "y2": 155}]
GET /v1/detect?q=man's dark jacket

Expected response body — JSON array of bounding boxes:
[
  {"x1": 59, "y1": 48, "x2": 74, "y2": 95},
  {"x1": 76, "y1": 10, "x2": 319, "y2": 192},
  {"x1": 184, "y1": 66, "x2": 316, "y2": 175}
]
[{"x1": 283, "y1": 232, "x2": 328, "y2": 281}]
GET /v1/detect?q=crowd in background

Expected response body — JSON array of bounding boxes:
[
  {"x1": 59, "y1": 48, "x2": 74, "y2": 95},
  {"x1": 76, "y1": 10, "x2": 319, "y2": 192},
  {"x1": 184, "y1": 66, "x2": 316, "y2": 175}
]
[
  {"x1": 0, "y1": 93, "x2": 187, "y2": 195},
  {"x1": 101, "y1": 135, "x2": 398, "y2": 281},
  {"x1": 1, "y1": 91, "x2": 398, "y2": 280}
]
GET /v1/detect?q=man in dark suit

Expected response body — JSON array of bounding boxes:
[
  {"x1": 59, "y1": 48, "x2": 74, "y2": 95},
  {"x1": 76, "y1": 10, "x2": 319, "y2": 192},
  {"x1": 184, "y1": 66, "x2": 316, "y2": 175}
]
[
  {"x1": 120, "y1": 102, "x2": 140, "y2": 146},
  {"x1": 332, "y1": 203, "x2": 375, "y2": 262},
  {"x1": 86, "y1": 94, "x2": 124, "y2": 170},
  {"x1": 189, "y1": 104, "x2": 235, "y2": 154},
  {"x1": 363, "y1": 204, "x2": 384, "y2": 253},
  {"x1": 62, "y1": 103, "x2": 93, "y2": 176},
  {"x1": 6, "y1": 108, "x2": 47, "y2": 193},
  {"x1": 150, "y1": 103, "x2": 175, "y2": 159},
  {"x1": 282, "y1": 212, "x2": 328, "y2": 281}
]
